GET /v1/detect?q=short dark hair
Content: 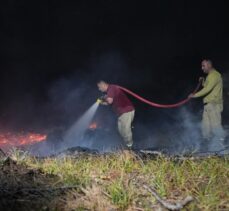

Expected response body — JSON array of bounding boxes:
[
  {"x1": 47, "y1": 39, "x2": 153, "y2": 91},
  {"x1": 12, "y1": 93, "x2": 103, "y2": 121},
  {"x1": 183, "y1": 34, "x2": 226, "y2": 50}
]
[
  {"x1": 97, "y1": 80, "x2": 107, "y2": 85},
  {"x1": 202, "y1": 59, "x2": 213, "y2": 66}
]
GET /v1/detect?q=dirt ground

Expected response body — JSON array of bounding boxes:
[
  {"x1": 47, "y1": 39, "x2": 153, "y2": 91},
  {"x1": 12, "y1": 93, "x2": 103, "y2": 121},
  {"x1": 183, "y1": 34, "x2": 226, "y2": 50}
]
[{"x1": 0, "y1": 155, "x2": 65, "y2": 211}]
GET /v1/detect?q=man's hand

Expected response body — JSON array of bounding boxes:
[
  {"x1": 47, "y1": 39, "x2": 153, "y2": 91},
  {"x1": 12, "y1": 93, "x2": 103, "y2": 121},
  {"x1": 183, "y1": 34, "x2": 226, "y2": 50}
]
[
  {"x1": 96, "y1": 97, "x2": 113, "y2": 105},
  {"x1": 188, "y1": 93, "x2": 194, "y2": 98},
  {"x1": 97, "y1": 98, "x2": 109, "y2": 105},
  {"x1": 199, "y1": 77, "x2": 204, "y2": 82},
  {"x1": 100, "y1": 101, "x2": 109, "y2": 105},
  {"x1": 106, "y1": 97, "x2": 113, "y2": 104}
]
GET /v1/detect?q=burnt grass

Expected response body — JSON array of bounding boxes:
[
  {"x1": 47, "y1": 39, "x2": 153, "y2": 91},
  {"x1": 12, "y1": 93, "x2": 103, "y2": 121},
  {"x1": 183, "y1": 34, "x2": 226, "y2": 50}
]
[{"x1": 0, "y1": 156, "x2": 64, "y2": 211}]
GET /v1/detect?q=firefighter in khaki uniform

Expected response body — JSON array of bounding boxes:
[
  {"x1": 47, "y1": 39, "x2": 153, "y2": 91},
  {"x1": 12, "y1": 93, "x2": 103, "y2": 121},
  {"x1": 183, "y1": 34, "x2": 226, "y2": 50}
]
[{"x1": 189, "y1": 60, "x2": 225, "y2": 142}]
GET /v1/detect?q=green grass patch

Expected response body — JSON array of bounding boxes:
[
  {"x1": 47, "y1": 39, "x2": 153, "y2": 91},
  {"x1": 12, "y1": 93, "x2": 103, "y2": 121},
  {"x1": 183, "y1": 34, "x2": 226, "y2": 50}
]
[{"x1": 9, "y1": 150, "x2": 229, "y2": 210}]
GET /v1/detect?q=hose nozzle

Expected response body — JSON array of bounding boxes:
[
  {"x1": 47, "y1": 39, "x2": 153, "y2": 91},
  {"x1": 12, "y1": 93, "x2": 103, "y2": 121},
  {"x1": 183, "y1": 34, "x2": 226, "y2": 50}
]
[
  {"x1": 96, "y1": 95, "x2": 107, "y2": 104},
  {"x1": 96, "y1": 98, "x2": 102, "y2": 104}
]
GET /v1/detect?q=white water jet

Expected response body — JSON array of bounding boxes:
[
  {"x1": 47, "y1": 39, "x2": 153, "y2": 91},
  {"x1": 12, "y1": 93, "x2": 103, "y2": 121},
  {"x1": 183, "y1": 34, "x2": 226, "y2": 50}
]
[{"x1": 63, "y1": 101, "x2": 99, "y2": 149}]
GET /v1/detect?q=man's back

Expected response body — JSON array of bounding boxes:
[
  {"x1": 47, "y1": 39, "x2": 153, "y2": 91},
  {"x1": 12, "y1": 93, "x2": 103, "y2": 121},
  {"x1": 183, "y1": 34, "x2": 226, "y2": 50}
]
[
  {"x1": 107, "y1": 84, "x2": 134, "y2": 116},
  {"x1": 194, "y1": 69, "x2": 223, "y2": 104},
  {"x1": 203, "y1": 69, "x2": 223, "y2": 104}
]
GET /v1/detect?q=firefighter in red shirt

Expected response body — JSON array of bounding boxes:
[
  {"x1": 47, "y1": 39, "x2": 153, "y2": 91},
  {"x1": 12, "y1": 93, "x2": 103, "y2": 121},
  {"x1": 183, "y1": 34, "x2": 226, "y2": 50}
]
[{"x1": 97, "y1": 81, "x2": 135, "y2": 148}]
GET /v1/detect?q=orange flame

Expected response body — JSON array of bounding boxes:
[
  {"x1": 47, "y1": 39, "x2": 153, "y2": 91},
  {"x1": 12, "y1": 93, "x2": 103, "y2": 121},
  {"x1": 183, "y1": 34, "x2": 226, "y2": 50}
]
[
  {"x1": 89, "y1": 122, "x2": 97, "y2": 130},
  {"x1": 0, "y1": 131, "x2": 47, "y2": 150}
]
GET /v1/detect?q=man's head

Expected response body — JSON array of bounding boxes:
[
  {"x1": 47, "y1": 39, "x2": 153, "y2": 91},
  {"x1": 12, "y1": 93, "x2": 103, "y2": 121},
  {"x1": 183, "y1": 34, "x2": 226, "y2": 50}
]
[
  {"x1": 201, "y1": 59, "x2": 213, "y2": 74},
  {"x1": 97, "y1": 80, "x2": 109, "y2": 92}
]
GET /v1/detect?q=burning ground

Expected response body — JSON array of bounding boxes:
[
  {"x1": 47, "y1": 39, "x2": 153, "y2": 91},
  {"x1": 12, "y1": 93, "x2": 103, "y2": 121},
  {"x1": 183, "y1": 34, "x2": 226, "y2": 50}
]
[
  {"x1": 0, "y1": 131, "x2": 47, "y2": 151},
  {"x1": 0, "y1": 107, "x2": 229, "y2": 211},
  {"x1": 0, "y1": 148, "x2": 229, "y2": 211}
]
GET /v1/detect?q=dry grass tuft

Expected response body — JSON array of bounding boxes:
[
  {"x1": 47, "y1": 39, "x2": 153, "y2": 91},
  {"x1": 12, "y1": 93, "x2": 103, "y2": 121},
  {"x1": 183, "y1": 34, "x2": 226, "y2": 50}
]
[{"x1": 2, "y1": 148, "x2": 229, "y2": 211}]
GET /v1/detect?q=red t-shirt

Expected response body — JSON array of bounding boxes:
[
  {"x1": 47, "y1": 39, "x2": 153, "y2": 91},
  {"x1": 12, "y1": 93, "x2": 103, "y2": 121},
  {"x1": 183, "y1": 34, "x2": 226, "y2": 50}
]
[{"x1": 106, "y1": 84, "x2": 134, "y2": 116}]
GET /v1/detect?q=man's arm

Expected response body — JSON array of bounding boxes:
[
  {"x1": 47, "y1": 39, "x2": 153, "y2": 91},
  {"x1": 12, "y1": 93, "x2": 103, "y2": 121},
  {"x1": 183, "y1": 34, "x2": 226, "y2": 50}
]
[
  {"x1": 100, "y1": 97, "x2": 113, "y2": 105},
  {"x1": 106, "y1": 97, "x2": 113, "y2": 104},
  {"x1": 192, "y1": 74, "x2": 218, "y2": 98},
  {"x1": 104, "y1": 85, "x2": 115, "y2": 105}
]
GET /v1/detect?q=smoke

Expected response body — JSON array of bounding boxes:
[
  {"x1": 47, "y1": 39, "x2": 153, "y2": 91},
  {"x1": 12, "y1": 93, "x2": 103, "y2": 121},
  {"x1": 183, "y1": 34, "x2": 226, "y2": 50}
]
[
  {"x1": 17, "y1": 52, "x2": 229, "y2": 156},
  {"x1": 170, "y1": 108, "x2": 202, "y2": 153},
  {"x1": 133, "y1": 106, "x2": 202, "y2": 154},
  {"x1": 28, "y1": 51, "x2": 129, "y2": 155},
  {"x1": 33, "y1": 71, "x2": 225, "y2": 156}
]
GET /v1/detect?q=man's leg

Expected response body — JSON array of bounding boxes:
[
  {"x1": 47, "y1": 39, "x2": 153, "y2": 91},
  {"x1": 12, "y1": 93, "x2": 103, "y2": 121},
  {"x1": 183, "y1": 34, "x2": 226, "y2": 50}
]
[
  {"x1": 202, "y1": 104, "x2": 211, "y2": 140},
  {"x1": 209, "y1": 103, "x2": 225, "y2": 141},
  {"x1": 118, "y1": 110, "x2": 135, "y2": 147}
]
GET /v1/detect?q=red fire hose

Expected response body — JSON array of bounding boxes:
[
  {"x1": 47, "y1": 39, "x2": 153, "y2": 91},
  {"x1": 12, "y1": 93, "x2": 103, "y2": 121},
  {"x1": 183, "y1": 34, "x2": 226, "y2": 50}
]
[{"x1": 117, "y1": 81, "x2": 201, "y2": 108}]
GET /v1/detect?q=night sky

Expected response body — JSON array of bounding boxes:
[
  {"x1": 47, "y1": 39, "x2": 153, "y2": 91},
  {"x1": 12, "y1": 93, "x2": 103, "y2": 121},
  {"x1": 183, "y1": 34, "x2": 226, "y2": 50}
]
[{"x1": 0, "y1": 0, "x2": 229, "y2": 131}]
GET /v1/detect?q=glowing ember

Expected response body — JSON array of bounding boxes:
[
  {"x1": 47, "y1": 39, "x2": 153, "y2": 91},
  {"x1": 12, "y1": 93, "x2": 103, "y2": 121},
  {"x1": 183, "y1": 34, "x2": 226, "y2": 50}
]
[
  {"x1": 89, "y1": 122, "x2": 97, "y2": 130},
  {"x1": 0, "y1": 132, "x2": 47, "y2": 150}
]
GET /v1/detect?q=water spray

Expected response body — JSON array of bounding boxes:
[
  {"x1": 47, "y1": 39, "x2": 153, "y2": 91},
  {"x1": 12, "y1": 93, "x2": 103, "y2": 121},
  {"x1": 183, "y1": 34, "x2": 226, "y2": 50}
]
[
  {"x1": 62, "y1": 80, "x2": 201, "y2": 151},
  {"x1": 63, "y1": 100, "x2": 100, "y2": 149}
]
